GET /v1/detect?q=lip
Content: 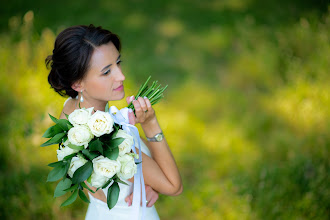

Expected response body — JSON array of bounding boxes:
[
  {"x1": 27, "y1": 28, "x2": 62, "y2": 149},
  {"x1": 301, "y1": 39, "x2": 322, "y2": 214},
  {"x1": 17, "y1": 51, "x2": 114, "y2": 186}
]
[{"x1": 113, "y1": 85, "x2": 124, "y2": 91}]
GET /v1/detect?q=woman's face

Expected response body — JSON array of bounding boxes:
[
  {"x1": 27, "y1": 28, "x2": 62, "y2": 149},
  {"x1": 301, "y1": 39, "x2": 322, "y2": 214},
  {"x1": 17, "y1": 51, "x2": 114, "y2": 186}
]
[{"x1": 79, "y1": 42, "x2": 125, "y2": 102}]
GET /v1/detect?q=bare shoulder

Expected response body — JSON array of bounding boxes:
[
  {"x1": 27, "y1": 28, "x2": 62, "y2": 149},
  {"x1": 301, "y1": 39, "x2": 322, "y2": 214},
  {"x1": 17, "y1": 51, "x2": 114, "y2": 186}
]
[{"x1": 59, "y1": 98, "x2": 77, "y2": 119}]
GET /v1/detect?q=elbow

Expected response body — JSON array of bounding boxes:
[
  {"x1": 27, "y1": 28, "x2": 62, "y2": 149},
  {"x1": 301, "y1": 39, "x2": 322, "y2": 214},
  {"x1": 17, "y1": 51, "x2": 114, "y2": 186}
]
[
  {"x1": 173, "y1": 183, "x2": 183, "y2": 196},
  {"x1": 167, "y1": 183, "x2": 183, "y2": 196}
]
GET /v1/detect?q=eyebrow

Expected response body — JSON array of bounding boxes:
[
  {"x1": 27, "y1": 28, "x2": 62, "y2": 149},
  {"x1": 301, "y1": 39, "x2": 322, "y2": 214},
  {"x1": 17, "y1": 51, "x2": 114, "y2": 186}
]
[{"x1": 100, "y1": 54, "x2": 121, "y2": 72}]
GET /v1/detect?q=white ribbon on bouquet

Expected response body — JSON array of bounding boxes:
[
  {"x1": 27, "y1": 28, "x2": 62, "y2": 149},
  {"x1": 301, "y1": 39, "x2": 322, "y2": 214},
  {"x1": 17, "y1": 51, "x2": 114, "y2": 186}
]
[{"x1": 109, "y1": 106, "x2": 146, "y2": 220}]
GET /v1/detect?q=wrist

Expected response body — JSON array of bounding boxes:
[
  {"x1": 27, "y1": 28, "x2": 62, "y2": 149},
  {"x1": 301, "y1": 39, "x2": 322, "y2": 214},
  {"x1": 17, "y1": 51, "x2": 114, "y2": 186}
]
[{"x1": 141, "y1": 117, "x2": 161, "y2": 137}]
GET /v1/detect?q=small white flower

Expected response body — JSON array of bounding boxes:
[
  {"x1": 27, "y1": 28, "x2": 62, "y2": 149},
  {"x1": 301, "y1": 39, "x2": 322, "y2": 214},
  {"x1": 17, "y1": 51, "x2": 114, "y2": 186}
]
[
  {"x1": 90, "y1": 172, "x2": 110, "y2": 188},
  {"x1": 88, "y1": 111, "x2": 114, "y2": 137},
  {"x1": 67, "y1": 125, "x2": 93, "y2": 148},
  {"x1": 67, "y1": 155, "x2": 88, "y2": 178},
  {"x1": 114, "y1": 129, "x2": 134, "y2": 156},
  {"x1": 92, "y1": 155, "x2": 121, "y2": 179},
  {"x1": 68, "y1": 107, "x2": 94, "y2": 126},
  {"x1": 56, "y1": 140, "x2": 79, "y2": 161},
  {"x1": 117, "y1": 154, "x2": 137, "y2": 180}
]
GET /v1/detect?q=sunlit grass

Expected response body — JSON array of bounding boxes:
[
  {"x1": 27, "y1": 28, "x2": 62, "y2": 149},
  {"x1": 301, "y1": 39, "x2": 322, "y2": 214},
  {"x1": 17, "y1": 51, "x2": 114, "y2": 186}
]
[{"x1": 263, "y1": 81, "x2": 330, "y2": 135}]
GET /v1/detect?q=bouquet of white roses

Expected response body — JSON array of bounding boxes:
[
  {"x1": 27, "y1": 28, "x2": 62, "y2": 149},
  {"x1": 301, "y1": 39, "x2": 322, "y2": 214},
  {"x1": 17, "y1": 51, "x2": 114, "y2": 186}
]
[
  {"x1": 41, "y1": 76, "x2": 167, "y2": 209},
  {"x1": 41, "y1": 107, "x2": 139, "y2": 209}
]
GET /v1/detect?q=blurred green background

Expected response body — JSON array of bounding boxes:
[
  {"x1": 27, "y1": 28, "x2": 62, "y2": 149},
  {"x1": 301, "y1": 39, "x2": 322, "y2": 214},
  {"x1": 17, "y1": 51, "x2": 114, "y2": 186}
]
[{"x1": 0, "y1": 0, "x2": 329, "y2": 219}]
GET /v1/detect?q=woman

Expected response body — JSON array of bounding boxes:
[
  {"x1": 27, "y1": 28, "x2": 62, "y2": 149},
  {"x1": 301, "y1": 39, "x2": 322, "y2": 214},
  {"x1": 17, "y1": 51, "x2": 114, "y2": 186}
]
[{"x1": 46, "y1": 24, "x2": 183, "y2": 219}]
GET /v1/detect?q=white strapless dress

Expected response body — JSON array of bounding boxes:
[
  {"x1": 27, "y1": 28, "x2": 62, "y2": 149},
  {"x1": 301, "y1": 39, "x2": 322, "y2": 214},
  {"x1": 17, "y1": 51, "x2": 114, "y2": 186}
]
[{"x1": 85, "y1": 139, "x2": 160, "y2": 220}]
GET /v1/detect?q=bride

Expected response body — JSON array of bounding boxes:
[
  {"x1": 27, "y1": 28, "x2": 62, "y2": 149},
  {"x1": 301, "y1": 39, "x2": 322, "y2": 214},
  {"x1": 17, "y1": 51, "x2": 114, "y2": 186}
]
[{"x1": 46, "y1": 24, "x2": 183, "y2": 219}]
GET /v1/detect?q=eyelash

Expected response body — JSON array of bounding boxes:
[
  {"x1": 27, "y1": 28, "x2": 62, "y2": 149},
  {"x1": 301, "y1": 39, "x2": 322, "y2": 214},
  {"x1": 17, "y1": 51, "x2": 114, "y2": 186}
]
[
  {"x1": 103, "y1": 60, "x2": 122, "y2": 75},
  {"x1": 103, "y1": 69, "x2": 110, "y2": 75}
]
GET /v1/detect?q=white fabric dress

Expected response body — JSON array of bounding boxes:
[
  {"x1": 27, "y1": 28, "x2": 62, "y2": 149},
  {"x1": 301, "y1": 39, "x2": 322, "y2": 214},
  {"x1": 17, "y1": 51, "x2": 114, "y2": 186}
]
[{"x1": 85, "y1": 140, "x2": 160, "y2": 220}]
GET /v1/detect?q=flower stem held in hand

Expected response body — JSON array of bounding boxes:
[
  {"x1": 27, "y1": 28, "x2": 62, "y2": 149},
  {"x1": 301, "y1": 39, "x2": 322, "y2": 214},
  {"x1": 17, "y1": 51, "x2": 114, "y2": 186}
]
[{"x1": 127, "y1": 76, "x2": 168, "y2": 114}]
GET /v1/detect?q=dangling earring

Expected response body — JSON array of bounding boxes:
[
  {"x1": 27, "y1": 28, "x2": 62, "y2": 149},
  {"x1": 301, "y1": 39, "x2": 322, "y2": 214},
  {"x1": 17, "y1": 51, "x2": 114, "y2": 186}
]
[{"x1": 80, "y1": 90, "x2": 84, "y2": 103}]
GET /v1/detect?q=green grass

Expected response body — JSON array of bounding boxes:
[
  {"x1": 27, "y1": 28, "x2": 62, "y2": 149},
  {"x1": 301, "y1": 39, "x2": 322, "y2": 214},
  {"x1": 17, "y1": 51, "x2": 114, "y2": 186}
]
[{"x1": 0, "y1": 1, "x2": 329, "y2": 219}]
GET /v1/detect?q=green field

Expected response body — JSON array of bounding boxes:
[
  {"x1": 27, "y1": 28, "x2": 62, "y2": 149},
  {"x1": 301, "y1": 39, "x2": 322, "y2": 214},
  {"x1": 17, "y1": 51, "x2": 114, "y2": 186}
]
[{"x1": 0, "y1": 0, "x2": 329, "y2": 219}]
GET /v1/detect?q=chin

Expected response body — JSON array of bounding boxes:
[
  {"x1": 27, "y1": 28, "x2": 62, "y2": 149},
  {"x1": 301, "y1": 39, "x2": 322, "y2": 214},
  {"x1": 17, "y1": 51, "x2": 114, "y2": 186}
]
[{"x1": 113, "y1": 91, "x2": 125, "y2": 101}]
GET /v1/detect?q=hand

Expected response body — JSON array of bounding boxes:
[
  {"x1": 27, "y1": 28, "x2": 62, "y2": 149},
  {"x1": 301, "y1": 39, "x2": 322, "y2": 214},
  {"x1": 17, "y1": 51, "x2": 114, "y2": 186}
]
[
  {"x1": 126, "y1": 96, "x2": 156, "y2": 126},
  {"x1": 125, "y1": 185, "x2": 159, "y2": 207}
]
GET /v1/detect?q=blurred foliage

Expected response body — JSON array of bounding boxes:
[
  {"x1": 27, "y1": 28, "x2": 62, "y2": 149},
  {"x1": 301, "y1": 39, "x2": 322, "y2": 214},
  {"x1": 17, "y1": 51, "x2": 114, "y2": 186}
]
[{"x1": 0, "y1": 0, "x2": 329, "y2": 219}]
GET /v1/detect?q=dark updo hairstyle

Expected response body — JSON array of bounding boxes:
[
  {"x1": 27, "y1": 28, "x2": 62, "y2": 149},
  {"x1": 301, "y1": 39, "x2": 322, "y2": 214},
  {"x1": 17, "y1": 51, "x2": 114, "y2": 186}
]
[{"x1": 46, "y1": 24, "x2": 121, "y2": 98}]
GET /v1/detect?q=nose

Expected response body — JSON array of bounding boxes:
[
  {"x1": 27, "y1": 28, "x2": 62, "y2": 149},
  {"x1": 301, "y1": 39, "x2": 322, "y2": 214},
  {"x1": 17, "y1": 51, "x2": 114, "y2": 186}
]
[{"x1": 114, "y1": 65, "x2": 125, "y2": 81}]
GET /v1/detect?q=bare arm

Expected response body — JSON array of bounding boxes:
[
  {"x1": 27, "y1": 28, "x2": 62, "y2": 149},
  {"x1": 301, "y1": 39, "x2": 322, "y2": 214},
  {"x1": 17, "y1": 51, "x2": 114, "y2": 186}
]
[{"x1": 127, "y1": 96, "x2": 183, "y2": 196}]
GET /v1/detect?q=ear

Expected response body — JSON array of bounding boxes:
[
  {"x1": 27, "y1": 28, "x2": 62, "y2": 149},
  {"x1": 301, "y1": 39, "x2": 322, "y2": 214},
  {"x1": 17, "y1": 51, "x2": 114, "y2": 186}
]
[{"x1": 71, "y1": 81, "x2": 83, "y2": 92}]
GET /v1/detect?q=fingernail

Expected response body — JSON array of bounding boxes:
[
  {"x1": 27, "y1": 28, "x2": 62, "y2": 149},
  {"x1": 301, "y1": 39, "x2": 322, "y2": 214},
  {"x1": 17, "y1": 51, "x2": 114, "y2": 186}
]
[
  {"x1": 143, "y1": 96, "x2": 147, "y2": 99},
  {"x1": 128, "y1": 109, "x2": 133, "y2": 113},
  {"x1": 130, "y1": 95, "x2": 134, "y2": 101}
]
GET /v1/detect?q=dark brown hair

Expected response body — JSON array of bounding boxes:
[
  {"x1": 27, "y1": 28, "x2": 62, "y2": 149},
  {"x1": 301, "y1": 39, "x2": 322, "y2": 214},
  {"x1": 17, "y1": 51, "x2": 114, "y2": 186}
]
[{"x1": 46, "y1": 24, "x2": 121, "y2": 98}]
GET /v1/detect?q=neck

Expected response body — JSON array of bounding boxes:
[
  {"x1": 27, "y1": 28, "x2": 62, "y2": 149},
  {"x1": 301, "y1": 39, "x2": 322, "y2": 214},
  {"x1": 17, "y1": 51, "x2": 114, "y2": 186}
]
[{"x1": 77, "y1": 94, "x2": 107, "y2": 112}]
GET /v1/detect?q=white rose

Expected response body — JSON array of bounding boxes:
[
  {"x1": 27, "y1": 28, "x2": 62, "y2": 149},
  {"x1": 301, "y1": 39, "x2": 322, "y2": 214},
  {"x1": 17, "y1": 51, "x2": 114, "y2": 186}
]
[
  {"x1": 92, "y1": 155, "x2": 121, "y2": 178},
  {"x1": 88, "y1": 111, "x2": 114, "y2": 137},
  {"x1": 56, "y1": 140, "x2": 79, "y2": 161},
  {"x1": 117, "y1": 154, "x2": 137, "y2": 180},
  {"x1": 68, "y1": 125, "x2": 93, "y2": 148},
  {"x1": 114, "y1": 129, "x2": 133, "y2": 156},
  {"x1": 90, "y1": 172, "x2": 110, "y2": 188},
  {"x1": 68, "y1": 107, "x2": 94, "y2": 126},
  {"x1": 68, "y1": 156, "x2": 88, "y2": 178}
]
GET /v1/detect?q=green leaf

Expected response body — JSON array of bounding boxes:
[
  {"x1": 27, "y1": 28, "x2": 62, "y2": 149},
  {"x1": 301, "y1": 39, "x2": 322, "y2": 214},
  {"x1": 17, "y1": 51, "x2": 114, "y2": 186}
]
[
  {"x1": 47, "y1": 165, "x2": 67, "y2": 182},
  {"x1": 49, "y1": 113, "x2": 58, "y2": 123},
  {"x1": 72, "y1": 161, "x2": 93, "y2": 184},
  {"x1": 105, "y1": 138, "x2": 124, "y2": 149},
  {"x1": 61, "y1": 189, "x2": 78, "y2": 207},
  {"x1": 64, "y1": 184, "x2": 79, "y2": 192},
  {"x1": 78, "y1": 189, "x2": 90, "y2": 203},
  {"x1": 81, "y1": 181, "x2": 95, "y2": 193},
  {"x1": 87, "y1": 174, "x2": 92, "y2": 184},
  {"x1": 102, "y1": 178, "x2": 113, "y2": 189},
  {"x1": 68, "y1": 143, "x2": 84, "y2": 151},
  {"x1": 42, "y1": 124, "x2": 63, "y2": 138},
  {"x1": 89, "y1": 139, "x2": 103, "y2": 154},
  {"x1": 115, "y1": 177, "x2": 129, "y2": 186},
  {"x1": 107, "y1": 182, "x2": 120, "y2": 209},
  {"x1": 48, "y1": 161, "x2": 63, "y2": 167},
  {"x1": 41, "y1": 132, "x2": 66, "y2": 147},
  {"x1": 82, "y1": 149, "x2": 100, "y2": 160},
  {"x1": 54, "y1": 178, "x2": 72, "y2": 197},
  {"x1": 57, "y1": 119, "x2": 73, "y2": 131},
  {"x1": 104, "y1": 146, "x2": 119, "y2": 160},
  {"x1": 62, "y1": 135, "x2": 68, "y2": 143},
  {"x1": 64, "y1": 112, "x2": 69, "y2": 119},
  {"x1": 63, "y1": 157, "x2": 72, "y2": 178},
  {"x1": 105, "y1": 102, "x2": 109, "y2": 112},
  {"x1": 63, "y1": 153, "x2": 77, "y2": 160}
]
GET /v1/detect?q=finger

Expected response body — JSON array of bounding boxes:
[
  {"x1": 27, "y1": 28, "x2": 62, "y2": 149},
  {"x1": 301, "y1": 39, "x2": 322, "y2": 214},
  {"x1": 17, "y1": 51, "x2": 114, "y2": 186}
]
[
  {"x1": 128, "y1": 109, "x2": 136, "y2": 125},
  {"x1": 137, "y1": 97, "x2": 147, "y2": 112},
  {"x1": 144, "y1": 193, "x2": 152, "y2": 207},
  {"x1": 147, "y1": 196, "x2": 157, "y2": 207},
  {"x1": 144, "y1": 97, "x2": 153, "y2": 113},
  {"x1": 144, "y1": 185, "x2": 157, "y2": 207},
  {"x1": 125, "y1": 193, "x2": 133, "y2": 206},
  {"x1": 126, "y1": 95, "x2": 135, "y2": 105},
  {"x1": 133, "y1": 100, "x2": 143, "y2": 122},
  {"x1": 147, "y1": 190, "x2": 158, "y2": 207}
]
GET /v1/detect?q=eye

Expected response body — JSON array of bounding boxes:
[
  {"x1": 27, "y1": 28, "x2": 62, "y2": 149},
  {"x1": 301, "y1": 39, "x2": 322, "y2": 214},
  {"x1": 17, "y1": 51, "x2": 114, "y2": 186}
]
[
  {"x1": 117, "y1": 60, "x2": 122, "y2": 65},
  {"x1": 103, "y1": 69, "x2": 111, "y2": 75}
]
